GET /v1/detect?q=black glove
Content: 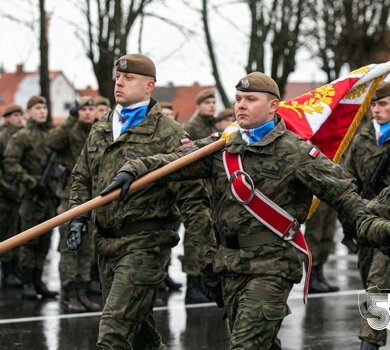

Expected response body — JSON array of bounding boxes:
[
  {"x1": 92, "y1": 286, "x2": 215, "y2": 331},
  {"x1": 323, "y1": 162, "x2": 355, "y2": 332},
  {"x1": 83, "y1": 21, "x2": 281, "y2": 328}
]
[
  {"x1": 100, "y1": 171, "x2": 134, "y2": 201},
  {"x1": 32, "y1": 182, "x2": 49, "y2": 199},
  {"x1": 202, "y1": 264, "x2": 224, "y2": 308},
  {"x1": 67, "y1": 217, "x2": 88, "y2": 251}
]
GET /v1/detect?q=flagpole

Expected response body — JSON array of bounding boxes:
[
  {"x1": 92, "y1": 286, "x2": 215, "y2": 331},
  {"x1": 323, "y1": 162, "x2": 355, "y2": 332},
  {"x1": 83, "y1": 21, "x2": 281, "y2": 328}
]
[{"x1": 0, "y1": 138, "x2": 226, "y2": 255}]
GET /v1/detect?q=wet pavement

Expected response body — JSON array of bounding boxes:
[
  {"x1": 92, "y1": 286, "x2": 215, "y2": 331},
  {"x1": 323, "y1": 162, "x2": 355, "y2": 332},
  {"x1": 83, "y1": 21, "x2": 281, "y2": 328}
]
[{"x1": 1, "y1": 226, "x2": 389, "y2": 350}]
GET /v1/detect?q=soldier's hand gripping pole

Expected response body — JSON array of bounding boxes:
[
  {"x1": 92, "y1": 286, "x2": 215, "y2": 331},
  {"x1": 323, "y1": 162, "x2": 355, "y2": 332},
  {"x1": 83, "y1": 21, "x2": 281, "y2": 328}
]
[{"x1": 0, "y1": 138, "x2": 226, "y2": 254}]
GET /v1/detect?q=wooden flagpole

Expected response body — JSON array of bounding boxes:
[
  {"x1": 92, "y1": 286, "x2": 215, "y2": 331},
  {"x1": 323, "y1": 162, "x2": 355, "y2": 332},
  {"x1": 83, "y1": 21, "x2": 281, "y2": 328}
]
[{"x1": 0, "y1": 138, "x2": 226, "y2": 254}]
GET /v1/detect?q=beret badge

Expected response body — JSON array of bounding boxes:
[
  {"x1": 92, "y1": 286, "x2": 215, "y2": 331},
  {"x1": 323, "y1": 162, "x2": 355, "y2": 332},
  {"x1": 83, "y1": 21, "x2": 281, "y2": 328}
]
[
  {"x1": 119, "y1": 59, "x2": 127, "y2": 70},
  {"x1": 241, "y1": 78, "x2": 250, "y2": 89}
]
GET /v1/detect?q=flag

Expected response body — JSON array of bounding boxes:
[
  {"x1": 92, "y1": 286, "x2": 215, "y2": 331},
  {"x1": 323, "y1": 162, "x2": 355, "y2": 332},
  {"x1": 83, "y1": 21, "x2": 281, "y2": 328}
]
[
  {"x1": 223, "y1": 61, "x2": 390, "y2": 162},
  {"x1": 278, "y1": 62, "x2": 390, "y2": 161}
]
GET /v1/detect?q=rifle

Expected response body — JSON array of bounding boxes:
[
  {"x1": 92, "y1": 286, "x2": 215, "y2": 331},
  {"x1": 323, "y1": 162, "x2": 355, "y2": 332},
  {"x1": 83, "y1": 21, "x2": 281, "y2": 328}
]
[
  {"x1": 32, "y1": 152, "x2": 57, "y2": 202},
  {"x1": 361, "y1": 151, "x2": 390, "y2": 200},
  {"x1": 341, "y1": 150, "x2": 390, "y2": 252}
]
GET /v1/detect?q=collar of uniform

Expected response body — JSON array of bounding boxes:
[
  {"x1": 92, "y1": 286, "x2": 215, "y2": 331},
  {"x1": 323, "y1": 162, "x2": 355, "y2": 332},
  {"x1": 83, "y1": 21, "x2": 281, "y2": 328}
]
[
  {"x1": 5, "y1": 123, "x2": 21, "y2": 135},
  {"x1": 226, "y1": 116, "x2": 285, "y2": 154},
  {"x1": 75, "y1": 119, "x2": 93, "y2": 132}
]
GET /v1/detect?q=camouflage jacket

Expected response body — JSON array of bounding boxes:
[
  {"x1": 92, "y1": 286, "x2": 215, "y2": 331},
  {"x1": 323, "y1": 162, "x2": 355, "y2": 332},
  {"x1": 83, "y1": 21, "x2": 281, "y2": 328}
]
[
  {"x1": 357, "y1": 187, "x2": 390, "y2": 253},
  {"x1": 343, "y1": 121, "x2": 390, "y2": 196},
  {"x1": 47, "y1": 117, "x2": 92, "y2": 199},
  {"x1": 3, "y1": 119, "x2": 55, "y2": 198},
  {"x1": 0, "y1": 124, "x2": 22, "y2": 199},
  {"x1": 184, "y1": 113, "x2": 217, "y2": 140},
  {"x1": 69, "y1": 100, "x2": 212, "y2": 251},
  {"x1": 120, "y1": 116, "x2": 365, "y2": 282}
]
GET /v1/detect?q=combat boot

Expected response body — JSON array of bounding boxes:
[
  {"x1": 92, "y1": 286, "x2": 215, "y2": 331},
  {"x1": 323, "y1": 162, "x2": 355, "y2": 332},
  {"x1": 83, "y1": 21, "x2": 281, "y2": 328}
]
[
  {"x1": 33, "y1": 268, "x2": 59, "y2": 299},
  {"x1": 87, "y1": 264, "x2": 102, "y2": 295},
  {"x1": 360, "y1": 340, "x2": 379, "y2": 350},
  {"x1": 77, "y1": 282, "x2": 101, "y2": 311},
  {"x1": 308, "y1": 266, "x2": 330, "y2": 294},
  {"x1": 61, "y1": 282, "x2": 86, "y2": 313},
  {"x1": 317, "y1": 264, "x2": 339, "y2": 292},
  {"x1": 21, "y1": 267, "x2": 38, "y2": 299},
  {"x1": 1, "y1": 261, "x2": 23, "y2": 288},
  {"x1": 185, "y1": 275, "x2": 208, "y2": 304}
]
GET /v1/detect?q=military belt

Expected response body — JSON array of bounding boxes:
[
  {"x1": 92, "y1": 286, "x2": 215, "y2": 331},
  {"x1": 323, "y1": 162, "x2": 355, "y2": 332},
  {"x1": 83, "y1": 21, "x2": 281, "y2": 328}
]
[
  {"x1": 219, "y1": 231, "x2": 282, "y2": 249},
  {"x1": 97, "y1": 218, "x2": 171, "y2": 238}
]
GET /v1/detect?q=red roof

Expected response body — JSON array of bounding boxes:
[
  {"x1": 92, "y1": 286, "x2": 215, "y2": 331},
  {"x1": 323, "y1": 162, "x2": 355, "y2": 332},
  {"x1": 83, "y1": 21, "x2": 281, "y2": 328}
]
[
  {"x1": 77, "y1": 85, "x2": 100, "y2": 98},
  {"x1": 153, "y1": 83, "x2": 214, "y2": 122}
]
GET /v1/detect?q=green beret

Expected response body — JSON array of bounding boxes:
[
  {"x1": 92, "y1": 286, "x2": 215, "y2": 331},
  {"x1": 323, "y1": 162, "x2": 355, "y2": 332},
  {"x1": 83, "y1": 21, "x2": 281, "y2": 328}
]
[
  {"x1": 115, "y1": 53, "x2": 156, "y2": 81},
  {"x1": 215, "y1": 108, "x2": 234, "y2": 122},
  {"x1": 160, "y1": 101, "x2": 173, "y2": 110},
  {"x1": 27, "y1": 96, "x2": 46, "y2": 109},
  {"x1": 3, "y1": 104, "x2": 23, "y2": 117},
  {"x1": 95, "y1": 96, "x2": 111, "y2": 107},
  {"x1": 236, "y1": 72, "x2": 280, "y2": 100},
  {"x1": 79, "y1": 96, "x2": 95, "y2": 109},
  {"x1": 372, "y1": 82, "x2": 390, "y2": 102},
  {"x1": 196, "y1": 89, "x2": 215, "y2": 105}
]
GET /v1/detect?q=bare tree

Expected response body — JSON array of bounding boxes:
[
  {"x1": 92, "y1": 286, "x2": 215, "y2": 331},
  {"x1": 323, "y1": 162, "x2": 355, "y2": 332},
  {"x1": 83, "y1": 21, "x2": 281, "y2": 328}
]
[
  {"x1": 310, "y1": 0, "x2": 390, "y2": 82},
  {"x1": 246, "y1": 0, "x2": 308, "y2": 97},
  {"x1": 201, "y1": 0, "x2": 230, "y2": 107},
  {"x1": 39, "y1": 0, "x2": 52, "y2": 123},
  {"x1": 82, "y1": 0, "x2": 154, "y2": 103}
]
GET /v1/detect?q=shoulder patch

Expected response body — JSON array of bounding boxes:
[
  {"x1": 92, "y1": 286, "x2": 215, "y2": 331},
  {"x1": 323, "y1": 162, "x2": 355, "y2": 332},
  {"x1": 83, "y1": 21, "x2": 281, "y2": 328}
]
[
  {"x1": 180, "y1": 137, "x2": 191, "y2": 145},
  {"x1": 210, "y1": 132, "x2": 220, "y2": 139},
  {"x1": 12, "y1": 133, "x2": 18, "y2": 139},
  {"x1": 309, "y1": 147, "x2": 319, "y2": 158}
]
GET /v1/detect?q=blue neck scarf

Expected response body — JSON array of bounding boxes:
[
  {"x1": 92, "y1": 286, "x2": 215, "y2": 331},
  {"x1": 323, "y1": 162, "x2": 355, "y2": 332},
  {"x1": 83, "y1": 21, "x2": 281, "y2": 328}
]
[
  {"x1": 373, "y1": 120, "x2": 390, "y2": 146},
  {"x1": 239, "y1": 120, "x2": 275, "y2": 145},
  {"x1": 119, "y1": 104, "x2": 148, "y2": 135}
]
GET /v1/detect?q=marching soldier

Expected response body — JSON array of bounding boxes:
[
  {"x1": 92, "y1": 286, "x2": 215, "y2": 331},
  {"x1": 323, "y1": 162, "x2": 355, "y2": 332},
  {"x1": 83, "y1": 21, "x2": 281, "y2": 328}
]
[
  {"x1": 185, "y1": 88, "x2": 216, "y2": 139},
  {"x1": 305, "y1": 201, "x2": 339, "y2": 293},
  {"x1": 0, "y1": 104, "x2": 25, "y2": 287},
  {"x1": 3, "y1": 96, "x2": 59, "y2": 299},
  {"x1": 68, "y1": 54, "x2": 211, "y2": 349},
  {"x1": 343, "y1": 82, "x2": 390, "y2": 350},
  {"x1": 47, "y1": 97, "x2": 100, "y2": 312},
  {"x1": 95, "y1": 96, "x2": 111, "y2": 121},
  {"x1": 107, "y1": 72, "x2": 372, "y2": 349},
  {"x1": 214, "y1": 108, "x2": 235, "y2": 132}
]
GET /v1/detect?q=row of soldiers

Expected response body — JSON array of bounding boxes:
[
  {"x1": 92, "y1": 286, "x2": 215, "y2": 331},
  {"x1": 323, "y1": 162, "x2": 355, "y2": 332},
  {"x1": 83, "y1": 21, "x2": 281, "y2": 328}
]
[{"x1": 0, "y1": 86, "x2": 237, "y2": 310}]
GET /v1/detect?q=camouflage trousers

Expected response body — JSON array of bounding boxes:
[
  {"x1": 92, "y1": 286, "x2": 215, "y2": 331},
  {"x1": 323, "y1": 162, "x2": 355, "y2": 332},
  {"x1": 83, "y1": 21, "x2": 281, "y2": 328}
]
[
  {"x1": 0, "y1": 199, "x2": 20, "y2": 263},
  {"x1": 96, "y1": 234, "x2": 170, "y2": 350},
  {"x1": 58, "y1": 201, "x2": 93, "y2": 287},
  {"x1": 358, "y1": 249, "x2": 390, "y2": 347},
  {"x1": 18, "y1": 196, "x2": 56, "y2": 269},
  {"x1": 223, "y1": 273, "x2": 293, "y2": 350},
  {"x1": 178, "y1": 229, "x2": 201, "y2": 276},
  {"x1": 304, "y1": 201, "x2": 337, "y2": 266}
]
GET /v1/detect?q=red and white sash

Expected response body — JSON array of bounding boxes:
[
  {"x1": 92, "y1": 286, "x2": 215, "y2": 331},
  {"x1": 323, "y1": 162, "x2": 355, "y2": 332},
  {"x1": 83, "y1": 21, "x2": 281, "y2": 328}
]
[{"x1": 223, "y1": 151, "x2": 312, "y2": 303}]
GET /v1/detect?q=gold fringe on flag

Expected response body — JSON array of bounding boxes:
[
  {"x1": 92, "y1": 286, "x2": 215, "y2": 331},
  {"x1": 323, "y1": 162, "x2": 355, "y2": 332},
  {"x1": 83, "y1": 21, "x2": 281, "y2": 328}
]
[{"x1": 306, "y1": 75, "x2": 385, "y2": 220}]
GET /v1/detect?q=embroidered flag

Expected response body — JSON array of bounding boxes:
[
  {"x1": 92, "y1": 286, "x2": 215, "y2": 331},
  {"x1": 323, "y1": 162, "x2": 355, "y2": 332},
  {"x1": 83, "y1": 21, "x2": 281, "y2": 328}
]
[{"x1": 223, "y1": 61, "x2": 390, "y2": 162}]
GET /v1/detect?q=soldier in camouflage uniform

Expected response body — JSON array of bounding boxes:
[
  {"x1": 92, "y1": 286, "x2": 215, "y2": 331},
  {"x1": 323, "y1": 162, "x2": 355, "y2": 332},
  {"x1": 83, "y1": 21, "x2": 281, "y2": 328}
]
[
  {"x1": 357, "y1": 187, "x2": 390, "y2": 251},
  {"x1": 95, "y1": 96, "x2": 111, "y2": 121},
  {"x1": 215, "y1": 108, "x2": 235, "y2": 132},
  {"x1": 3, "y1": 96, "x2": 59, "y2": 299},
  {"x1": 0, "y1": 104, "x2": 25, "y2": 288},
  {"x1": 343, "y1": 82, "x2": 390, "y2": 350},
  {"x1": 68, "y1": 54, "x2": 211, "y2": 349},
  {"x1": 112, "y1": 72, "x2": 370, "y2": 350},
  {"x1": 305, "y1": 201, "x2": 339, "y2": 293},
  {"x1": 47, "y1": 97, "x2": 100, "y2": 313},
  {"x1": 185, "y1": 88, "x2": 217, "y2": 139}
]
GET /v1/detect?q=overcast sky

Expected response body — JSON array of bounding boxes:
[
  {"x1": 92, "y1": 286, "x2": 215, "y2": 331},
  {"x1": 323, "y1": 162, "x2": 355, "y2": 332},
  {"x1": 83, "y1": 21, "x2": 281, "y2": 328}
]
[{"x1": 0, "y1": 0, "x2": 328, "y2": 97}]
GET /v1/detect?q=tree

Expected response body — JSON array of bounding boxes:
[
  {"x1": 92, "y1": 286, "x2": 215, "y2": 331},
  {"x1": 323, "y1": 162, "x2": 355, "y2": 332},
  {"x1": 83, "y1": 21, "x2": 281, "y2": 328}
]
[
  {"x1": 82, "y1": 0, "x2": 155, "y2": 103},
  {"x1": 246, "y1": 0, "x2": 308, "y2": 97},
  {"x1": 310, "y1": 0, "x2": 390, "y2": 82},
  {"x1": 200, "y1": 0, "x2": 309, "y2": 101},
  {"x1": 39, "y1": 0, "x2": 52, "y2": 123}
]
